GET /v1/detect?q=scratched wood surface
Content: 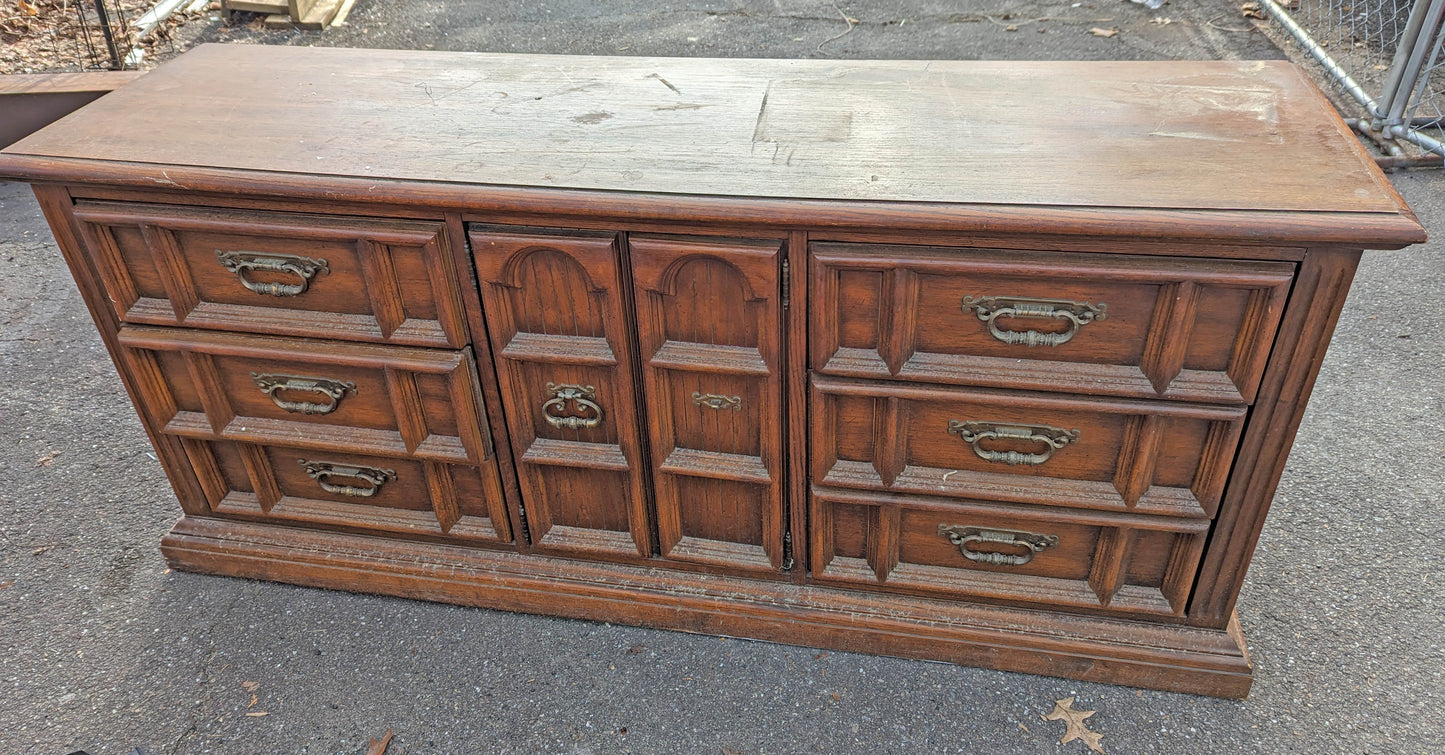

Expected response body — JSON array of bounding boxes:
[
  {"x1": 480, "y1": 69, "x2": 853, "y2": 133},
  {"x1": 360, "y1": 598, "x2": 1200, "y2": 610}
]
[{"x1": 3, "y1": 44, "x2": 1403, "y2": 214}]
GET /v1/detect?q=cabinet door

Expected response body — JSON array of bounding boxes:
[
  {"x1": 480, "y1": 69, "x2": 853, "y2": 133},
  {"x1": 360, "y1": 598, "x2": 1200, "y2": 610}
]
[
  {"x1": 630, "y1": 234, "x2": 786, "y2": 573},
  {"x1": 472, "y1": 227, "x2": 651, "y2": 560}
]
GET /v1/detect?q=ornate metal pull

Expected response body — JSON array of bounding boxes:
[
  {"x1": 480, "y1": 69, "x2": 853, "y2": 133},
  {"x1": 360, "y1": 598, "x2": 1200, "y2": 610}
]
[
  {"x1": 960, "y1": 295, "x2": 1106, "y2": 347},
  {"x1": 215, "y1": 250, "x2": 329, "y2": 297},
  {"x1": 543, "y1": 382, "x2": 603, "y2": 429},
  {"x1": 947, "y1": 421, "x2": 1080, "y2": 466},
  {"x1": 692, "y1": 392, "x2": 742, "y2": 411},
  {"x1": 251, "y1": 372, "x2": 356, "y2": 415},
  {"x1": 938, "y1": 524, "x2": 1059, "y2": 566},
  {"x1": 299, "y1": 459, "x2": 396, "y2": 498}
]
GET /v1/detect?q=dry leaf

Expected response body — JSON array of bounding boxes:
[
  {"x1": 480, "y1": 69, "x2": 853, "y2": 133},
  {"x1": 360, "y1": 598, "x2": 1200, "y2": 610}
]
[
  {"x1": 1149, "y1": 17, "x2": 1174, "y2": 25},
  {"x1": 35, "y1": 452, "x2": 58, "y2": 467},
  {"x1": 248, "y1": 694, "x2": 258, "y2": 708},
  {"x1": 18, "y1": 1, "x2": 39, "y2": 16},
  {"x1": 366, "y1": 728, "x2": 394, "y2": 755},
  {"x1": 1240, "y1": 2, "x2": 1266, "y2": 18},
  {"x1": 625, "y1": 643, "x2": 645, "y2": 655},
  {"x1": 240, "y1": 680, "x2": 260, "y2": 692},
  {"x1": 1043, "y1": 697, "x2": 1104, "y2": 753},
  {"x1": 1089, "y1": 27, "x2": 1119, "y2": 37},
  {"x1": 244, "y1": 711, "x2": 268, "y2": 717},
  {"x1": 830, "y1": 692, "x2": 841, "y2": 701},
  {"x1": 1006, "y1": 24, "x2": 1019, "y2": 31}
]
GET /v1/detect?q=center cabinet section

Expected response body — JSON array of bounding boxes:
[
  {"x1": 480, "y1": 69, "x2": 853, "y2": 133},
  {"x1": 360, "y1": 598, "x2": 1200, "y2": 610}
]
[{"x1": 470, "y1": 226, "x2": 788, "y2": 573}]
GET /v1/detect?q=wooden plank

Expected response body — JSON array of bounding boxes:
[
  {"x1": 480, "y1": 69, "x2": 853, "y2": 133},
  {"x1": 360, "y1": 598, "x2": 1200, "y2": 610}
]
[
  {"x1": 0, "y1": 45, "x2": 1414, "y2": 218},
  {"x1": 0, "y1": 72, "x2": 143, "y2": 150},
  {"x1": 222, "y1": 0, "x2": 286, "y2": 13}
]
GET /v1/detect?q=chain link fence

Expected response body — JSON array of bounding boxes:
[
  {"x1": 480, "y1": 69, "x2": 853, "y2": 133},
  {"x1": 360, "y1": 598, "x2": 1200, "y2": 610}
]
[{"x1": 1261, "y1": 0, "x2": 1445, "y2": 165}]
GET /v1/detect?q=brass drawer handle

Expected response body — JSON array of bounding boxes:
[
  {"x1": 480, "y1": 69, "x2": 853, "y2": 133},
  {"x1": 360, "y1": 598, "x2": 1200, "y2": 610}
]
[
  {"x1": 947, "y1": 420, "x2": 1080, "y2": 466},
  {"x1": 692, "y1": 392, "x2": 742, "y2": 411},
  {"x1": 961, "y1": 295, "x2": 1106, "y2": 347},
  {"x1": 543, "y1": 382, "x2": 603, "y2": 429},
  {"x1": 938, "y1": 524, "x2": 1059, "y2": 566},
  {"x1": 251, "y1": 372, "x2": 357, "y2": 415},
  {"x1": 215, "y1": 250, "x2": 329, "y2": 297},
  {"x1": 299, "y1": 459, "x2": 396, "y2": 497}
]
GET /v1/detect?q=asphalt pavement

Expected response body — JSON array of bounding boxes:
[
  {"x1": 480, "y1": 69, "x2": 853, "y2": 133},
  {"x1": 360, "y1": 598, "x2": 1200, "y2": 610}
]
[{"x1": 1, "y1": 1, "x2": 1442, "y2": 753}]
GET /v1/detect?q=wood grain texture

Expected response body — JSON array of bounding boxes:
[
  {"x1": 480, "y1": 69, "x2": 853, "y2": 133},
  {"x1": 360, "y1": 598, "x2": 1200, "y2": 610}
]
[
  {"x1": 811, "y1": 243, "x2": 1294, "y2": 403},
  {"x1": 471, "y1": 226, "x2": 654, "y2": 561},
  {"x1": 630, "y1": 234, "x2": 786, "y2": 574},
  {"x1": 1187, "y1": 247, "x2": 1364, "y2": 627},
  {"x1": 161, "y1": 515, "x2": 1255, "y2": 698},
  {"x1": 0, "y1": 45, "x2": 1411, "y2": 219},
  {"x1": 70, "y1": 200, "x2": 468, "y2": 347},
  {"x1": 809, "y1": 486, "x2": 1207, "y2": 618},
  {"x1": 812, "y1": 376, "x2": 1244, "y2": 519}
]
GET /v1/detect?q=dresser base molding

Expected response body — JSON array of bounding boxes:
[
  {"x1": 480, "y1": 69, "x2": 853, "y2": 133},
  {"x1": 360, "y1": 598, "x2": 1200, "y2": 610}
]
[{"x1": 160, "y1": 516, "x2": 1254, "y2": 698}]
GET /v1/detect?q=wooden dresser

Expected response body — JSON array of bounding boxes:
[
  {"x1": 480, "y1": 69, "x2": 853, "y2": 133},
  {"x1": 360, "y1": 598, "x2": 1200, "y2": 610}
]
[{"x1": 0, "y1": 45, "x2": 1424, "y2": 698}]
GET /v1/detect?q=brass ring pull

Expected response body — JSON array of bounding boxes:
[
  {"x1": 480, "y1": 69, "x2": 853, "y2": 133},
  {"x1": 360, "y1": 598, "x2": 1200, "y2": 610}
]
[
  {"x1": 251, "y1": 372, "x2": 356, "y2": 415},
  {"x1": 543, "y1": 382, "x2": 603, "y2": 429},
  {"x1": 961, "y1": 295, "x2": 1106, "y2": 347},
  {"x1": 947, "y1": 420, "x2": 1080, "y2": 466},
  {"x1": 215, "y1": 250, "x2": 329, "y2": 297},
  {"x1": 692, "y1": 392, "x2": 742, "y2": 411},
  {"x1": 937, "y1": 524, "x2": 1059, "y2": 566},
  {"x1": 299, "y1": 459, "x2": 396, "y2": 498}
]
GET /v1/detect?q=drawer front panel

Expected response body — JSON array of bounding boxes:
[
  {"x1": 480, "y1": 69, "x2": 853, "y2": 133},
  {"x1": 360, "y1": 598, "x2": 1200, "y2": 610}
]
[
  {"x1": 72, "y1": 201, "x2": 468, "y2": 347},
  {"x1": 472, "y1": 226, "x2": 653, "y2": 561},
  {"x1": 811, "y1": 243, "x2": 1293, "y2": 403},
  {"x1": 812, "y1": 377, "x2": 1245, "y2": 518},
  {"x1": 181, "y1": 439, "x2": 512, "y2": 543},
  {"x1": 810, "y1": 488, "x2": 1208, "y2": 617},
  {"x1": 630, "y1": 234, "x2": 786, "y2": 575},
  {"x1": 118, "y1": 326, "x2": 492, "y2": 464}
]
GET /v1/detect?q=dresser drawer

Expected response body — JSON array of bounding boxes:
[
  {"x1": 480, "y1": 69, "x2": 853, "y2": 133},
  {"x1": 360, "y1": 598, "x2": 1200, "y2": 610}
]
[
  {"x1": 118, "y1": 326, "x2": 492, "y2": 464},
  {"x1": 177, "y1": 439, "x2": 512, "y2": 543},
  {"x1": 811, "y1": 243, "x2": 1293, "y2": 403},
  {"x1": 71, "y1": 201, "x2": 469, "y2": 347},
  {"x1": 810, "y1": 488, "x2": 1208, "y2": 617},
  {"x1": 812, "y1": 376, "x2": 1244, "y2": 519}
]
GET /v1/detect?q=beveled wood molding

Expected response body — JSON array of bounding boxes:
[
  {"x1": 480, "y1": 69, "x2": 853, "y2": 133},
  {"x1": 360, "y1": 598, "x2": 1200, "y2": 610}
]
[{"x1": 162, "y1": 516, "x2": 1255, "y2": 698}]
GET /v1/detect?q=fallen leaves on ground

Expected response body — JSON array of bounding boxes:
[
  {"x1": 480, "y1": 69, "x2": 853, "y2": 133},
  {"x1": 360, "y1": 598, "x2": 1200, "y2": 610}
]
[
  {"x1": 240, "y1": 681, "x2": 260, "y2": 692},
  {"x1": 35, "y1": 452, "x2": 57, "y2": 467},
  {"x1": 1043, "y1": 697, "x2": 1105, "y2": 753},
  {"x1": 1089, "y1": 27, "x2": 1119, "y2": 37},
  {"x1": 366, "y1": 728, "x2": 394, "y2": 755}
]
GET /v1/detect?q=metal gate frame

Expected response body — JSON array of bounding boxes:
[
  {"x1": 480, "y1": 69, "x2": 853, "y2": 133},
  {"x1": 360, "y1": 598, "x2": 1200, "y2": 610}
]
[{"x1": 1262, "y1": 0, "x2": 1445, "y2": 163}]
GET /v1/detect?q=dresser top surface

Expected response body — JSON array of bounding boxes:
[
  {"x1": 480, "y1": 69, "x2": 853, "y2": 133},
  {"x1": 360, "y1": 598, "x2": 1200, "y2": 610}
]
[{"x1": 0, "y1": 44, "x2": 1414, "y2": 220}]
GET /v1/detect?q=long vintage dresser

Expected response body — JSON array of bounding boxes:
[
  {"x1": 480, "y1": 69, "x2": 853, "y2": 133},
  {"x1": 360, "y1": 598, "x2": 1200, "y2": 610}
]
[{"x1": 0, "y1": 44, "x2": 1424, "y2": 698}]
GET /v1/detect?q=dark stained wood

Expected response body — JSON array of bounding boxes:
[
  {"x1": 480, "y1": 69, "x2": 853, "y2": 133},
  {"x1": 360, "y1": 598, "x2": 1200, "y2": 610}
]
[
  {"x1": 630, "y1": 234, "x2": 786, "y2": 574},
  {"x1": 812, "y1": 243, "x2": 1295, "y2": 403},
  {"x1": 117, "y1": 326, "x2": 494, "y2": 464},
  {"x1": 182, "y1": 440, "x2": 510, "y2": 543},
  {"x1": 161, "y1": 515, "x2": 1255, "y2": 698},
  {"x1": 70, "y1": 200, "x2": 469, "y2": 347},
  {"x1": 32, "y1": 184, "x2": 213, "y2": 517},
  {"x1": 471, "y1": 226, "x2": 654, "y2": 561},
  {"x1": 1187, "y1": 247, "x2": 1364, "y2": 627},
  {"x1": 6, "y1": 47, "x2": 1427, "y2": 699},
  {"x1": 812, "y1": 377, "x2": 1245, "y2": 519},
  {"x1": 0, "y1": 46, "x2": 1412, "y2": 216},
  {"x1": 809, "y1": 487, "x2": 1207, "y2": 618},
  {"x1": 2, "y1": 155, "x2": 1424, "y2": 249}
]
